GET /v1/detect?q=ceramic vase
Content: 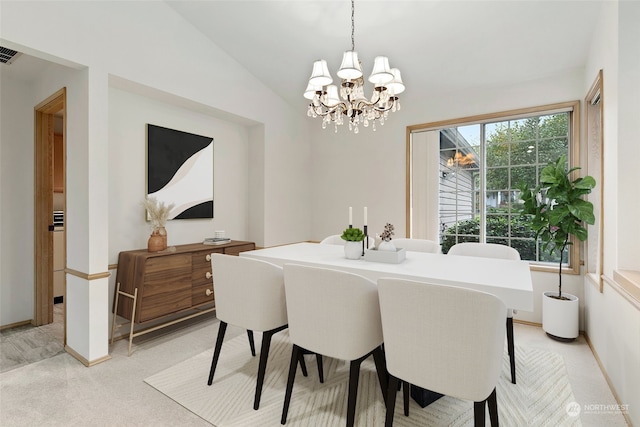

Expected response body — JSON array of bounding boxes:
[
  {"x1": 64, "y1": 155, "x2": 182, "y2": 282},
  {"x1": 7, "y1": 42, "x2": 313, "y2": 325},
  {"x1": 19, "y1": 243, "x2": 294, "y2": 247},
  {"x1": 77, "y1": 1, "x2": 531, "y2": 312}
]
[
  {"x1": 148, "y1": 228, "x2": 167, "y2": 252},
  {"x1": 344, "y1": 241, "x2": 362, "y2": 260},
  {"x1": 157, "y1": 226, "x2": 167, "y2": 249},
  {"x1": 377, "y1": 240, "x2": 396, "y2": 252}
]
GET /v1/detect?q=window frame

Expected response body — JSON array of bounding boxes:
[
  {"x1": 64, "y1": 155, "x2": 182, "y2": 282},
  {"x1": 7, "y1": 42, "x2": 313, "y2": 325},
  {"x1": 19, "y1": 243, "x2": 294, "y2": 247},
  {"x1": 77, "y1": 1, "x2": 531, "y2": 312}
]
[{"x1": 406, "y1": 101, "x2": 581, "y2": 274}]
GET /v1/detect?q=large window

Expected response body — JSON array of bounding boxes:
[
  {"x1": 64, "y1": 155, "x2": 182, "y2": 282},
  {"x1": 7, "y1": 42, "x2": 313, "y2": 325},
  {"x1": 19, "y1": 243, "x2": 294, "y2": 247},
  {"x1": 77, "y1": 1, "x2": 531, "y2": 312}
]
[{"x1": 408, "y1": 102, "x2": 580, "y2": 272}]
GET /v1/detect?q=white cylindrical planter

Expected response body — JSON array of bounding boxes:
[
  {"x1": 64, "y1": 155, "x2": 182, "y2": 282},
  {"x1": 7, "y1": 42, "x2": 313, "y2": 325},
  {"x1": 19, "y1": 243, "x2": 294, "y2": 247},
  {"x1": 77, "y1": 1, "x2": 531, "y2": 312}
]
[
  {"x1": 542, "y1": 291, "x2": 579, "y2": 340},
  {"x1": 344, "y1": 241, "x2": 362, "y2": 260}
]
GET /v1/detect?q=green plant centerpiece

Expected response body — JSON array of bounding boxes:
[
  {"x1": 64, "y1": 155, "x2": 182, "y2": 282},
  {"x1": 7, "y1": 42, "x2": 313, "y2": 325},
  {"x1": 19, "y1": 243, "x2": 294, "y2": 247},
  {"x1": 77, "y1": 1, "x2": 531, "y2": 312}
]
[
  {"x1": 341, "y1": 227, "x2": 365, "y2": 242},
  {"x1": 519, "y1": 155, "x2": 596, "y2": 299},
  {"x1": 341, "y1": 227, "x2": 365, "y2": 260}
]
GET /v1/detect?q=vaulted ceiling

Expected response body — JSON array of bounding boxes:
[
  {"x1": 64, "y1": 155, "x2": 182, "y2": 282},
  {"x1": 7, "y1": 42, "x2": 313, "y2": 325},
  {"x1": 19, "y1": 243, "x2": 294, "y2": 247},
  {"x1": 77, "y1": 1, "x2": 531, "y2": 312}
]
[
  {"x1": 167, "y1": 0, "x2": 604, "y2": 109},
  {"x1": 2, "y1": 1, "x2": 604, "y2": 112}
]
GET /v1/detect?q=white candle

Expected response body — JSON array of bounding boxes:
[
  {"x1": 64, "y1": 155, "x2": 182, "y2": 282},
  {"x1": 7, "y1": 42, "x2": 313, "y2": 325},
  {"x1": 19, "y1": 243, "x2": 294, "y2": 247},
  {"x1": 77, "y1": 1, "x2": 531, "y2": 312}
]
[
  {"x1": 364, "y1": 207, "x2": 367, "y2": 225},
  {"x1": 349, "y1": 207, "x2": 353, "y2": 226}
]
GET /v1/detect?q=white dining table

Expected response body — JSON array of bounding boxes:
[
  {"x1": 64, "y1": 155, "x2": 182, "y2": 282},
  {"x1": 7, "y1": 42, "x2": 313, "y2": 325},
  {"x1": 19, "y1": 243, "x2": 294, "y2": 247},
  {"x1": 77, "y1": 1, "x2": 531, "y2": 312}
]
[{"x1": 240, "y1": 242, "x2": 533, "y2": 312}]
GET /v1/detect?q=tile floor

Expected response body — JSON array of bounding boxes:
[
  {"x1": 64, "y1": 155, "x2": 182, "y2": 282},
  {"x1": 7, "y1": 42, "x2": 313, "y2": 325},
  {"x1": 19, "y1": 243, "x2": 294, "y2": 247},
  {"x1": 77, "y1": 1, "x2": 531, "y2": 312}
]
[
  {"x1": 0, "y1": 313, "x2": 631, "y2": 426},
  {"x1": 0, "y1": 304, "x2": 64, "y2": 374}
]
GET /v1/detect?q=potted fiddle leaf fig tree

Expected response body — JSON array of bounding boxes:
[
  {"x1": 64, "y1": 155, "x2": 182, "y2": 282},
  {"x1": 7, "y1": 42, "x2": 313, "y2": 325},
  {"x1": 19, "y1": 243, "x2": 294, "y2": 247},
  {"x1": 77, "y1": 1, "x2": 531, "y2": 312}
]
[{"x1": 519, "y1": 155, "x2": 596, "y2": 340}]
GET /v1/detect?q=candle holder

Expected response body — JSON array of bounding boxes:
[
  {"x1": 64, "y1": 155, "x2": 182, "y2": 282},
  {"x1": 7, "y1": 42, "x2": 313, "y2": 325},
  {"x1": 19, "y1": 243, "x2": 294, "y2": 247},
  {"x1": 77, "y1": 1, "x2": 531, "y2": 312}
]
[{"x1": 362, "y1": 225, "x2": 368, "y2": 256}]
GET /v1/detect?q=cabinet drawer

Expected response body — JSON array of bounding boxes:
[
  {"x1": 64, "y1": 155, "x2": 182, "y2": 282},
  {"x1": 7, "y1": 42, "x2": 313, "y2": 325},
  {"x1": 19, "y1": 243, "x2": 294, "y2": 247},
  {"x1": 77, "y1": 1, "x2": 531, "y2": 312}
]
[
  {"x1": 139, "y1": 287, "x2": 192, "y2": 322},
  {"x1": 138, "y1": 255, "x2": 192, "y2": 322},
  {"x1": 192, "y1": 283, "x2": 214, "y2": 307},
  {"x1": 192, "y1": 249, "x2": 223, "y2": 270},
  {"x1": 192, "y1": 269, "x2": 212, "y2": 287},
  {"x1": 192, "y1": 250, "x2": 217, "y2": 287},
  {"x1": 142, "y1": 255, "x2": 192, "y2": 297}
]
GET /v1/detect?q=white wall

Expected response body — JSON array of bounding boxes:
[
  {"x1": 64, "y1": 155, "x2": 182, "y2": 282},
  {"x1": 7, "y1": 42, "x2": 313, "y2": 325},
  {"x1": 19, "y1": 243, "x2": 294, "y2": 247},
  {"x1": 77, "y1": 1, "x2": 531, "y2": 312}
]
[
  {"x1": 615, "y1": 1, "x2": 640, "y2": 272},
  {"x1": 108, "y1": 87, "x2": 251, "y2": 260},
  {"x1": 0, "y1": 71, "x2": 35, "y2": 325},
  {"x1": 583, "y1": 2, "x2": 640, "y2": 425}
]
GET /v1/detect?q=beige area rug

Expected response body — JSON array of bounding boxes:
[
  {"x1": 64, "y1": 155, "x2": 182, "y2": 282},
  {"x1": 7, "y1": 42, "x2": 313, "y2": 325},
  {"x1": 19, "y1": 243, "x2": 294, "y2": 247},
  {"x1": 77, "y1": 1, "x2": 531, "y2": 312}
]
[{"x1": 145, "y1": 326, "x2": 582, "y2": 426}]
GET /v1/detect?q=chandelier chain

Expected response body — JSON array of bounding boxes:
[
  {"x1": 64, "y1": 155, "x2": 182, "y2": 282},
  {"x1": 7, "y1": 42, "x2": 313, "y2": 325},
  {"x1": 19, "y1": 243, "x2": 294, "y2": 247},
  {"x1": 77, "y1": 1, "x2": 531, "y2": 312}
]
[{"x1": 351, "y1": 0, "x2": 355, "y2": 51}]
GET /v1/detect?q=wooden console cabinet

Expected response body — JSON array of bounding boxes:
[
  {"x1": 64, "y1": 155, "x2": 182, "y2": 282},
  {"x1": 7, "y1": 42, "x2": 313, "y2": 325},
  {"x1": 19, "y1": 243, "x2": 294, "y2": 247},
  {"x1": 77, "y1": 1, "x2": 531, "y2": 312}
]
[{"x1": 111, "y1": 241, "x2": 255, "y2": 354}]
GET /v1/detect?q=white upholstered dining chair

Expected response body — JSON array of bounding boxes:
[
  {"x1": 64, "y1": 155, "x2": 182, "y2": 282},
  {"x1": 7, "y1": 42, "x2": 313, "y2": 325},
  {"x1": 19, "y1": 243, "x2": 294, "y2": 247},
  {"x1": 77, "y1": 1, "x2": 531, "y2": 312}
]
[
  {"x1": 382, "y1": 237, "x2": 441, "y2": 408},
  {"x1": 320, "y1": 233, "x2": 376, "y2": 248},
  {"x1": 378, "y1": 278, "x2": 506, "y2": 427},
  {"x1": 281, "y1": 264, "x2": 388, "y2": 427},
  {"x1": 319, "y1": 234, "x2": 345, "y2": 245},
  {"x1": 393, "y1": 238, "x2": 440, "y2": 253},
  {"x1": 447, "y1": 242, "x2": 520, "y2": 384},
  {"x1": 208, "y1": 254, "x2": 314, "y2": 410}
]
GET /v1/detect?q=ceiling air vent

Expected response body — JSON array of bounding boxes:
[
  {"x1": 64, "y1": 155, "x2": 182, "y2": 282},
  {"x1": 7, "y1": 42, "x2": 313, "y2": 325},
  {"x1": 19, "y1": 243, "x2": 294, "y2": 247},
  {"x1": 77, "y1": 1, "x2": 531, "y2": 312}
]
[{"x1": 0, "y1": 46, "x2": 21, "y2": 65}]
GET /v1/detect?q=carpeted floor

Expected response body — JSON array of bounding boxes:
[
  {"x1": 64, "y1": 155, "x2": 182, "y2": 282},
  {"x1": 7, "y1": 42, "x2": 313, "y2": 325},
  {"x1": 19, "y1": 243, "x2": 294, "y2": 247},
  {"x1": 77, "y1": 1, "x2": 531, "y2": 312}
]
[{"x1": 145, "y1": 326, "x2": 582, "y2": 426}]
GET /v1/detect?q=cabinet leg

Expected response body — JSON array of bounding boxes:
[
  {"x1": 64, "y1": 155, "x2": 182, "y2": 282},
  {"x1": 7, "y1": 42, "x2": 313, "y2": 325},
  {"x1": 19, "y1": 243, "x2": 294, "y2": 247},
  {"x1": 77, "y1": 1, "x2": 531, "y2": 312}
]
[
  {"x1": 110, "y1": 282, "x2": 121, "y2": 345},
  {"x1": 128, "y1": 288, "x2": 138, "y2": 356}
]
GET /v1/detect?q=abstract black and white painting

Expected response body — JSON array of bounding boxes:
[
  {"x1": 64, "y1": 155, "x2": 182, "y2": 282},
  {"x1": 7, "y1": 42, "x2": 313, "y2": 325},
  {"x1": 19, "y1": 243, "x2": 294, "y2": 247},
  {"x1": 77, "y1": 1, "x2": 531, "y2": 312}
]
[{"x1": 147, "y1": 124, "x2": 214, "y2": 219}]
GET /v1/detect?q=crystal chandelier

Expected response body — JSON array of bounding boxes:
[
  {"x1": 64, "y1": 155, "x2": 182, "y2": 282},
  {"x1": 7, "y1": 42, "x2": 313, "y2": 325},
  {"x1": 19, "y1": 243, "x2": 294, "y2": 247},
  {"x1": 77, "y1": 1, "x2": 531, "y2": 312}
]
[{"x1": 304, "y1": 0, "x2": 405, "y2": 133}]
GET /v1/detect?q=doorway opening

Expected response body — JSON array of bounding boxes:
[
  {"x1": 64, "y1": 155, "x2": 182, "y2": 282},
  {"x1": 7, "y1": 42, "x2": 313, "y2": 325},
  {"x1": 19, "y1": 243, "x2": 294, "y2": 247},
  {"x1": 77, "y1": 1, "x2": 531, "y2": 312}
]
[{"x1": 34, "y1": 88, "x2": 66, "y2": 348}]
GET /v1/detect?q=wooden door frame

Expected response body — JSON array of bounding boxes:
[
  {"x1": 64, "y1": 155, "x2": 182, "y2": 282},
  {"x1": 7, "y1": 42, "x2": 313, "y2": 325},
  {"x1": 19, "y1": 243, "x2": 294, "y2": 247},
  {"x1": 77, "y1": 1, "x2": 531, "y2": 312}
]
[{"x1": 34, "y1": 88, "x2": 66, "y2": 326}]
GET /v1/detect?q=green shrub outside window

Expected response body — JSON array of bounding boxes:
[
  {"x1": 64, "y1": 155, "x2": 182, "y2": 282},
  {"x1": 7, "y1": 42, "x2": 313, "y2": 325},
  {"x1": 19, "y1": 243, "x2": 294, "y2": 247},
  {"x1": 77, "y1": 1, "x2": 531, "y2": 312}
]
[{"x1": 439, "y1": 109, "x2": 572, "y2": 266}]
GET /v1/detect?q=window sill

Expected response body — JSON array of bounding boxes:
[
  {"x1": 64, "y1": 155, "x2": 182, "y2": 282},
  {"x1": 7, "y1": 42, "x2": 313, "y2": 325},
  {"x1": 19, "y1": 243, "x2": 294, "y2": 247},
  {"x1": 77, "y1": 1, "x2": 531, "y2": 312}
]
[
  {"x1": 612, "y1": 270, "x2": 640, "y2": 307},
  {"x1": 529, "y1": 263, "x2": 579, "y2": 275}
]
